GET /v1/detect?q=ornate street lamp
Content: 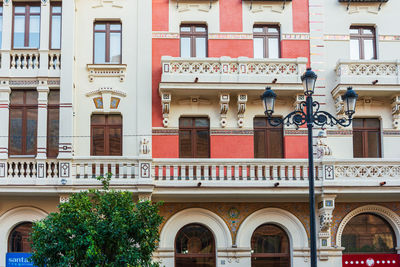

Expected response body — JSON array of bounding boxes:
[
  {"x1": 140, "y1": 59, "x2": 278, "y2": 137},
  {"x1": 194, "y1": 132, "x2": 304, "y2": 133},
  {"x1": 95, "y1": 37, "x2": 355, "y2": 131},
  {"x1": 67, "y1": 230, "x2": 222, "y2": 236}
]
[{"x1": 261, "y1": 68, "x2": 358, "y2": 267}]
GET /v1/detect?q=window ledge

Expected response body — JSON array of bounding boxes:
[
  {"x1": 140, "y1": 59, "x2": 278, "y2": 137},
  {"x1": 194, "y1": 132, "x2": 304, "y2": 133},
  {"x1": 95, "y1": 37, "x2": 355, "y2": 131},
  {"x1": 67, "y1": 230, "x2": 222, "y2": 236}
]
[{"x1": 86, "y1": 64, "x2": 127, "y2": 82}]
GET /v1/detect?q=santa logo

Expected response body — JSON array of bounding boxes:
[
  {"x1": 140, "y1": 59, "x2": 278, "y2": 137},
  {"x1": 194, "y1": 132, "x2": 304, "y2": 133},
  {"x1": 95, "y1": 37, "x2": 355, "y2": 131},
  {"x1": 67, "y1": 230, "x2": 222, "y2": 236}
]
[{"x1": 366, "y1": 258, "x2": 375, "y2": 267}]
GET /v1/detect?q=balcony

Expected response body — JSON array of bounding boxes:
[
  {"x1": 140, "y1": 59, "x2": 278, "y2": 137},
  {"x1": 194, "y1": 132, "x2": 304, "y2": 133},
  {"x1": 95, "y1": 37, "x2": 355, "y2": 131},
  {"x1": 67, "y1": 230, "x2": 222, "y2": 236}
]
[
  {"x1": 160, "y1": 56, "x2": 308, "y2": 95},
  {"x1": 0, "y1": 50, "x2": 61, "y2": 78}
]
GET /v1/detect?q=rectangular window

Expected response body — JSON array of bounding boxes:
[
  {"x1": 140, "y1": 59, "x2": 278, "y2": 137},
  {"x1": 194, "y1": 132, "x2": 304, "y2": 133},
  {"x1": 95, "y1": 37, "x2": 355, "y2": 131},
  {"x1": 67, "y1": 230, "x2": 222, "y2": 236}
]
[
  {"x1": 9, "y1": 90, "x2": 38, "y2": 155},
  {"x1": 94, "y1": 22, "x2": 122, "y2": 64},
  {"x1": 254, "y1": 117, "x2": 283, "y2": 158},
  {"x1": 179, "y1": 117, "x2": 210, "y2": 158},
  {"x1": 13, "y1": 4, "x2": 41, "y2": 49},
  {"x1": 180, "y1": 25, "x2": 207, "y2": 58},
  {"x1": 50, "y1": 5, "x2": 62, "y2": 49},
  {"x1": 353, "y1": 118, "x2": 381, "y2": 158},
  {"x1": 350, "y1": 26, "x2": 376, "y2": 60},
  {"x1": 47, "y1": 90, "x2": 59, "y2": 158},
  {"x1": 253, "y1": 25, "x2": 280, "y2": 59},
  {"x1": 91, "y1": 114, "x2": 122, "y2": 156}
]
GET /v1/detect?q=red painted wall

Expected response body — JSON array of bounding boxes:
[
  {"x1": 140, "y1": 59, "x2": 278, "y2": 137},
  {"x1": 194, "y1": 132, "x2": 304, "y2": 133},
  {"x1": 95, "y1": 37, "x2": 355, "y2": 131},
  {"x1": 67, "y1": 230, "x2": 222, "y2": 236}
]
[
  {"x1": 284, "y1": 136, "x2": 308, "y2": 158},
  {"x1": 208, "y1": 40, "x2": 253, "y2": 58},
  {"x1": 281, "y1": 40, "x2": 310, "y2": 64},
  {"x1": 211, "y1": 136, "x2": 254, "y2": 158},
  {"x1": 152, "y1": 0, "x2": 169, "y2": 31},
  {"x1": 292, "y1": 0, "x2": 310, "y2": 33},
  {"x1": 152, "y1": 135, "x2": 179, "y2": 158},
  {"x1": 219, "y1": 0, "x2": 242, "y2": 32}
]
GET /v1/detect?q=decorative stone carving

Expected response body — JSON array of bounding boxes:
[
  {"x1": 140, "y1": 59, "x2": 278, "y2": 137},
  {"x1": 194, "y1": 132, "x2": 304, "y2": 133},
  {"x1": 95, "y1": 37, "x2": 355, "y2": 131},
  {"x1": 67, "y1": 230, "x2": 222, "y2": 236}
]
[
  {"x1": 318, "y1": 195, "x2": 336, "y2": 248},
  {"x1": 237, "y1": 94, "x2": 247, "y2": 128},
  {"x1": 87, "y1": 64, "x2": 127, "y2": 82},
  {"x1": 294, "y1": 94, "x2": 305, "y2": 110},
  {"x1": 219, "y1": 94, "x2": 229, "y2": 128},
  {"x1": 161, "y1": 93, "x2": 171, "y2": 128},
  {"x1": 391, "y1": 95, "x2": 400, "y2": 129},
  {"x1": 140, "y1": 137, "x2": 151, "y2": 155},
  {"x1": 316, "y1": 130, "x2": 332, "y2": 159},
  {"x1": 59, "y1": 194, "x2": 70, "y2": 203},
  {"x1": 138, "y1": 193, "x2": 152, "y2": 202},
  {"x1": 86, "y1": 87, "x2": 126, "y2": 112}
]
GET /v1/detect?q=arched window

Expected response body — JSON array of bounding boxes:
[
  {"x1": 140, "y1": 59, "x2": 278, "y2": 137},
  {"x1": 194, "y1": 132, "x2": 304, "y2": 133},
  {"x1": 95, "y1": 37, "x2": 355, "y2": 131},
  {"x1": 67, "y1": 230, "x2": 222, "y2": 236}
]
[
  {"x1": 342, "y1": 213, "x2": 396, "y2": 253},
  {"x1": 251, "y1": 224, "x2": 290, "y2": 267},
  {"x1": 8, "y1": 222, "x2": 33, "y2": 252},
  {"x1": 175, "y1": 223, "x2": 215, "y2": 267}
]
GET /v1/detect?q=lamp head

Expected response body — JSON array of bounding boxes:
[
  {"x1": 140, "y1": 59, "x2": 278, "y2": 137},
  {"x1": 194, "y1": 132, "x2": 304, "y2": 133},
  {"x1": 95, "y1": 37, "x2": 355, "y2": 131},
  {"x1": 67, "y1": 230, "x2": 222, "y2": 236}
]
[
  {"x1": 261, "y1": 87, "x2": 276, "y2": 116},
  {"x1": 301, "y1": 67, "x2": 318, "y2": 96},
  {"x1": 341, "y1": 87, "x2": 358, "y2": 116}
]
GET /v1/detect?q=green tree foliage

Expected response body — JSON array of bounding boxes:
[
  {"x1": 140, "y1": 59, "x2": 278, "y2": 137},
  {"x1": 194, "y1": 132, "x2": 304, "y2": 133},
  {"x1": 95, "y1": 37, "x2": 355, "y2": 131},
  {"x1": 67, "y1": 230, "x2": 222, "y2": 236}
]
[{"x1": 29, "y1": 175, "x2": 163, "y2": 267}]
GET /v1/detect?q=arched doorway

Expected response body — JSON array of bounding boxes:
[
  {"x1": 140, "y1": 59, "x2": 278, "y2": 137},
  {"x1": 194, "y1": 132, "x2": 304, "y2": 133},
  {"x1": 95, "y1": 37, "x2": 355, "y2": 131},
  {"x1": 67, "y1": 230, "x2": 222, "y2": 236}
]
[
  {"x1": 175, "y1": 223, "x2": 215, "y2": 267},
  {"x1": 251, "y1": 224, "x2": 290, "y2": 267},
  {"x1": 342, "y1": 213, "x2": 399, "y2": 266},
  {"x1": 8, "y1": 222, "x2": 33, "y2": 252}
]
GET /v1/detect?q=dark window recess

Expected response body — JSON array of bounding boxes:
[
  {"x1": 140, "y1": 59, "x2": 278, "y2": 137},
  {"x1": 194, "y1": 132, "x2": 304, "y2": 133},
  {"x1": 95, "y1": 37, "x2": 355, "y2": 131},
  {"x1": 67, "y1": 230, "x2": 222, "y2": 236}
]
[
  {"x1": 8, "y1": 222, "x2": 33, "y2": 253},
  {"x1": 0, "y1": 5, "x2": 3, "y2": 47},
  {"x1": 94, "y1": 22, "x2": 122, "y2": 64},
  {"x1": 350, "y1": 26, "x2": 376, "y2": 60},
  {"x1": 179, "y1": 117, "x2": 210, "y2": 158},
  {"x1": 353, "y1": 118, "x2": 381, "y2": 158},
  {"x1": 339, "y1": 0, "x2": 388, "y2": 2},
  {"x1": 180, "y1": 25, "x2": 207, "y2": 58},
  {"x1": 254, "y1": 117, "x2": 283, "y2": 158},
  {"x1": 253, "y1": 25, "x2": 280, "y2": 59},
  {"x1": 50, "y1": 4, "x2": 62, "y2": 49},
  {"x1": 47, "y1": 90, "x2": 59, "y2": 158},
  {"x1": 251, "y1": 224, "x2": 290, "y2": 267},
  {"x1": 342, "y1": 213, "x2": 396, "y2": 254},
  {"x1": 13, "y1": 4, "x2": 40, "y2": 48},
  {"x1": 9, "y1": 90, "x2": 38, "y2": 156},
  {"x1": 91, "y1": 114, "x2": 122, "y2": 156},
  {"x1": 175, "y1": 224, "x2": 216, "y2": 267}
]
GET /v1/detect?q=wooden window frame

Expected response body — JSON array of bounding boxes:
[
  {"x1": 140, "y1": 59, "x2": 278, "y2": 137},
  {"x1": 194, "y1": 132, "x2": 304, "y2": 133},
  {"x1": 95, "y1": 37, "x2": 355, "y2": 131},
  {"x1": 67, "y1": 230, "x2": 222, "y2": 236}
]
[
  {"x1": 93, "y1": 21, "x2": 122, "y2": 64},
  {"x1": 8, "y1": 222, "x2": 33, "y2": 253},
  {"x1": 180, "y1": 24, "x2": 208, "y2": 58},
  {"x1": 253, "y1": 25, "x2": 281, "y2": 58},
  {"x1": 49, "y1": 3, "x2": 62, "y2": 50},
  {"x1": 179, "y1": 117, "x2": 210, "y2": 158},
  {"x1": 47, "y1": 90, "x2": 59, "y2": 158},
  {"x1": 254, "y1": 117, "x2": 284, "y2": 158},
  {"x1": 350, "y1": 26, "x2": 377, "y2": 60},
  {"x1": 175, "y1": 223, "x2": 216, "y2": 266},
  {"x1": 9, "y1": 90, "x2": 38, "y2": 156},
  {"x1": 90, "y1": 114, "x2": 122, "y2": 156},
  {"x1": 12, "y1": 3, "x2": 41, "y2": 49},
  {"x1": 353, "y1": 118, "x2": 381, "y2": 158}
]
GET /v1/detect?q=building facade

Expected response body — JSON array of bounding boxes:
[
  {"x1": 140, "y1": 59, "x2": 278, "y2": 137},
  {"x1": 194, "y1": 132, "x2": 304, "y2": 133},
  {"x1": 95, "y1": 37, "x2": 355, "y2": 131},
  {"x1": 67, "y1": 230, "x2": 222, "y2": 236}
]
[{"x1": 1, "y1": 0, "x2": 400, "y2": 266}]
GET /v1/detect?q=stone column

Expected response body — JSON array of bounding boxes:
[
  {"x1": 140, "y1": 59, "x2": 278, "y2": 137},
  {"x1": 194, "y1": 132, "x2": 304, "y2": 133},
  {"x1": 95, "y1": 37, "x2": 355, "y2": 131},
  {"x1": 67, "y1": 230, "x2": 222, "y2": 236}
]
[
  {"x1": 0, "y1": 0, "x2": 12, "y2": 73},
  {"x1": 39, "y1": 0, "x2": 51, "y2": 76},
  {"x1": 0, "y1": 81, "x2": 10, "y2": 178},
  {"x1": 36, "y1": 80, "x2": 49, "y2": 178}
]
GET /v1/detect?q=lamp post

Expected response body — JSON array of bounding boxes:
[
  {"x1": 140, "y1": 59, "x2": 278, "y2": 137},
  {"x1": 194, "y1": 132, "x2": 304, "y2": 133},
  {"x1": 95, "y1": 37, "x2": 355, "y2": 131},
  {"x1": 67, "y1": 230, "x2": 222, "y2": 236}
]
[{"x1": 261, "y1": 68, "x2": 358, "y2": 267}]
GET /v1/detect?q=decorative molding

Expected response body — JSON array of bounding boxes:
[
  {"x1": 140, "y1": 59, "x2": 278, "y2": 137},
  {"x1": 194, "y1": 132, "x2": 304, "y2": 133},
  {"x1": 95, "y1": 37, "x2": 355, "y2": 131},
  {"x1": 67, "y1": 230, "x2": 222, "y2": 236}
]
[
  {"x1": 59, "y1": 194, "x2": 70, "y2": 203},
  {"x1": 324, "y1": 34, "x2": 350, "y2": 41},
  {"x1": 9, "y1": 80, "x2": 40, "y2": 87},
  {"x1": 152, "y1": 32, "x2": 179, "y2": 39},
  {"x1": 316, "y1": 130, "x2": 332, "y2": 159},
  {"x1": 379, "y1": 35, "x2": 400, "y2": 42},
  {"x1": 140, "y1": 163, "x2": 151, "y2": 178},
  {"x1": 210, "y1": 129, "x2": 253, "y2": 135},
  {"x1": 237, "y1": 94, "x2": 247, "y2": 128},
  {"x1": 219, "y1": 94, "x2": 230, "y2": 128},
  {"x1": 86, "y1": 87, "x2": 127, "y2": 97},
  {"x1": 139, "y1": 137, "x2": 151, "y2": 155},
  {"x1": 392, "y1": 96, "x2": 400, "y2": 130},
  {"x1": 383, "y1": 130, "x2": 400, "y2": 136},
  {"x1": 161, "y1": 93, "x2": 171, "y2": 128},
  {"x1": 177, "y1": 3, "x2": 213, "y2": 12},
  {"x1": 92, "y1": 0, "x2": 124, "y2": 8},
  {"x1": 327, "y1": 130, "x2": 352, "y2": 136},
  {"x1": 59, "y1": 162, "x2": 70, "y2": 178},
  {"x1": 152, "y1": 128, "x2": 179, "y2": 135},
  {"x1": 318, "y1": 196, "x2": 336, "y2": 249},
  {"x1": 87, "y1": 64, "x2": 127, "y2": 82},
  {"x1": 281, "y1": 33, "x2": 310, "y2": 40},
  {"x1": 284, "y1": 129, "x2": 308, "y2": 136},
  {"x1": 335, "y1": 165, "x2": 400, "y2": 179}
]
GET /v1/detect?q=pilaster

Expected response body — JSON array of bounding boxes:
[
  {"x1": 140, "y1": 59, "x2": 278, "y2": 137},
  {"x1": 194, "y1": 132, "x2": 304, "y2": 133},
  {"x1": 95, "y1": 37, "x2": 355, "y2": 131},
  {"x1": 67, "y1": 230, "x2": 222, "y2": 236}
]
[
  {"x1": 36, "y1": 80, "x2": 49, "y2": 160},
  {"x1": 1, "y1": 0, "x2": 12, "y2": 72},
  {"x1": 0, "y1": 81, "x2": 10, "y2": 159},
  {"x1": 317, "y1": 194, "x2": 336, "y2": 258},
  {"x1": 39, "y1": 0, "x2": 50, "y2": 76}
]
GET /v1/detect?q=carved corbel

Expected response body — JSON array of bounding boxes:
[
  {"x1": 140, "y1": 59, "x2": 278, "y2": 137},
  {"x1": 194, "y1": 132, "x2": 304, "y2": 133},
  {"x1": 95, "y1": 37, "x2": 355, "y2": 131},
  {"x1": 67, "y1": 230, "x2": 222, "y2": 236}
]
[
  {"x1": 139, "y1": 137, "x2": 151, "y2": 155},
  {"x1": 392, "y1": 95, "x2": 400, "y2": 129},
  {"x1": 294, "y1": 94, "x2": 305, "y2": 110},
  {"x1": 316, "y1": 130, "x2": 332, "y2": 159},
  {"x1": 237, "y1": 94, "x2": 247, "y2": 128},
  {"x1": 318, "y1": 195, "x2": 336, "y2": 249},
  {"x1": 220, "y1": 94, "x2": 230, "y2": 128},
  {"x1": 161, "y1": 93, "x2": 171, "y2": 128}
]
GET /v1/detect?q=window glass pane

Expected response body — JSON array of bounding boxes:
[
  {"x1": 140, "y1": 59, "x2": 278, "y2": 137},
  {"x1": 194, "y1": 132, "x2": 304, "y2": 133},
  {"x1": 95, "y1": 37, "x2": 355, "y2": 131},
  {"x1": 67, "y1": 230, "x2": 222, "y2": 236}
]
[
  {"x1": 26, "y1": 91, "x2": 38, "y2": 105},
  {"x1": 350, "y1": 39, "x2": 360, "y2": 60},
  {"x1": 353, "y1": 131, "x2": 363, "y2": 158},
  {"x1": 95, "y1": 24, "x2": 106, "y2": 30},
  {"x1": 92, "y1": 127, "x2": 105, "y2": 155},
  {"x1": 14, "y1": 16, "x2": 25, "y2": 48},
  {"x1": 29, "y1": 15, "x2": 40, "y2": 48},
  {"x1": 180, "y1": 37, "x2": 191, "y2": 57},
  {"x1": 267, "y1": 129, "x2": 283, "y2": 158},
  {"x1": 108, "y1": 114, "x2": 122, "y2": 125},
  {"x1": 267, "y1": 27, "x2": 278, "y2": 33},
  {"x1": 179, "y1": 118, "x2": 192, "y2": 127},
  {"x1": 109, "y1": 128, "x2": 122, "y2": 156},
  {"x1": 30, "y1": 6, "x2": 40, "y2": 13},
  {"x1": 363, "y1": 28, "x2": 373, "y2": 35},
  {"x1": 94, "y1": 32, "x2": 106, "y2": 63},
  {"x1": 253, "y1": 38, "x2": 264, "y2": 59},
  {"x1": 195, "y1": 118, "x2": 209, "y2": 127},
  {"x1": 352, "y1": 118, "x2": 363, "y2": 128},
  {"x1": 268, "y1": 38, "x2": 279, "y2": 58},
  {"x1": 8, "y1": 223, "x2": 33, "y2": 253},
  {"x1": 14, "y1": 6, "x2": 26, "y2": 13},
  {"x1": 48, "y1": 90, "x2": 60, "y2": 105},
  {"x1": 179, "y1": 130, "x2": 192, "y2": 158},
  {"x1": 47, "y1": 108, "x2": 59, "y2": 157},
  {"x1": 367, "y1": 131, "x2": 380, "y2": 158},
  {"x1": 26, "y1": 108, "x2": 37, "y2": 154},
  {"x1": 195, "y1": 26, "x2": 206, "y2": 32},
  {"x1": 51, "y1": 15, "x2": 61, "y2": 49},
  {"x1": 110, "y1": 24, "x2": 121, "y2": 31},
  {"x1": 196, "y1": 130, "x2": 209, "y2": 158},
  {"x1": 253, "y1": 27, "x2": 263, "y2": 33},
  {"x1": 91, "y1": 115, "x2": 106, "y2": 124},
  {"x1": 52, "y1": 6, "x2": 61, "y2": 13},
  {"x1": 10, "y1": 91, "x2": 24, "y2": 105},
  {"x1": 110, "y1": 32, "x2": 121, "y2": 63},
  {"x1": 254, "y1": 118, "x2": 267, "y2": 127},
  {"x1": 349, "y1": 28, "x2": 359, "y2": 34},
  {"x1": 254, "y1": 130, "x2": 266, "y2": 158},
  {"x1": 9, "y1": 109, "x2": 23, "y2": 154},
  {"x1": 176, "y1": 224, "x2": 214, "y2": 254},
  {"x1": 364, "y1": 39, "x2": 374, "y2": 60},
  {"x1": 365, "y1": 118, "x2": 380, "y2": 128},
  {"x1": 180, "y1": 26, "x2": 191, "y2": 32},
  {"x1": 195, "y1": 37, "x2": 206, "y2": 58},
  {"x1": 252, "y1": 224, "x2": 289, "y2": 253}
]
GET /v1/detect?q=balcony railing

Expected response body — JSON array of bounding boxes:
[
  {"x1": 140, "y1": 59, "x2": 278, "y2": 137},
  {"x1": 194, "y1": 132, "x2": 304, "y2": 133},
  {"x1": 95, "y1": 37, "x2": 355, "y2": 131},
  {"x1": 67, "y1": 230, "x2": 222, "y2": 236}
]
[
  {"x1": 161, "y1": 56, "x2": 308, "y2": 85},
  {"x1": 335, "y1": 59, "x2": 400, "y2": 85}
]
